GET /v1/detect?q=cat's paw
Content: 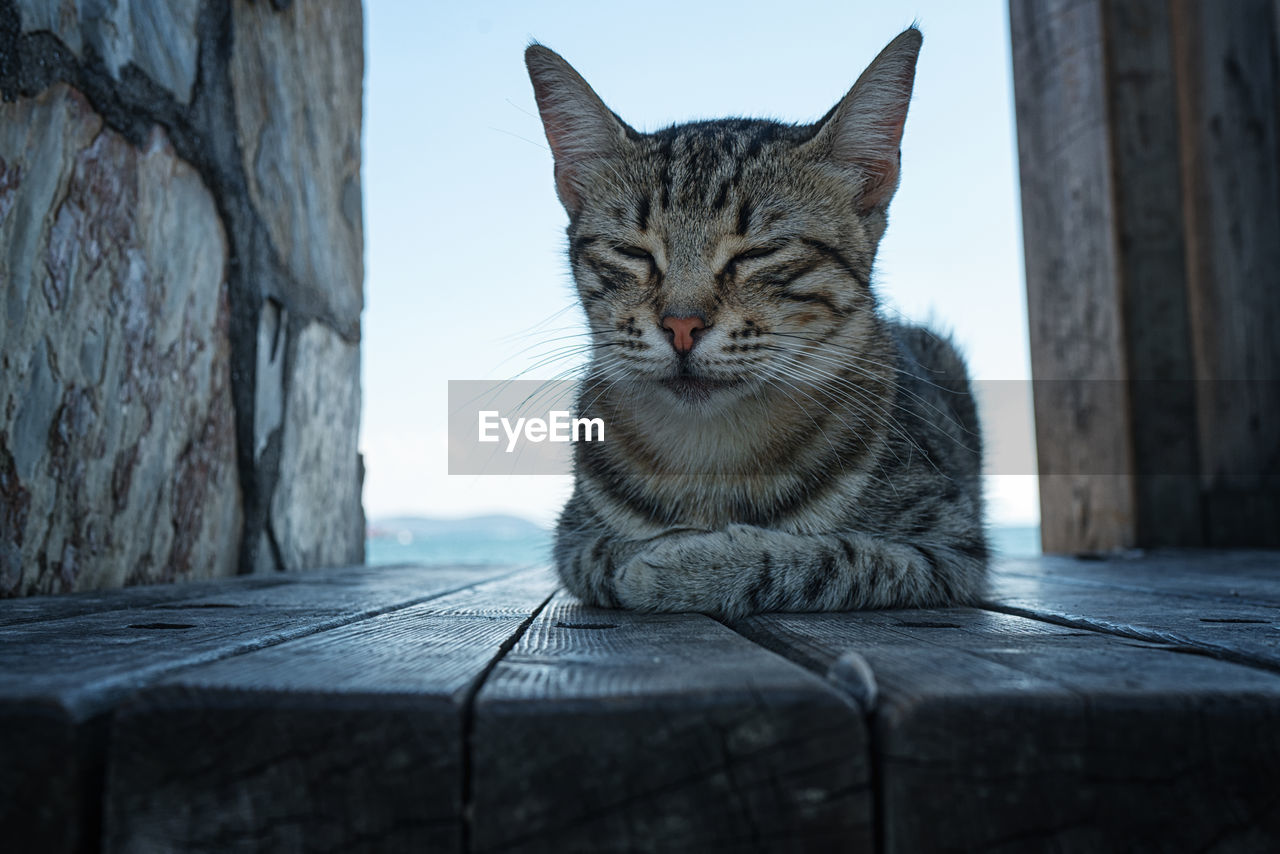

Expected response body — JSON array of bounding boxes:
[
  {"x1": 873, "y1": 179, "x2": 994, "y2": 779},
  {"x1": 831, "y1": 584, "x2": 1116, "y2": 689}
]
[
  {"x1": 611, "y1": 553, "x2": 669, "y2": 611},
  {"x1": 613, "y1": 529, "x2": 740, "y2": 613}
]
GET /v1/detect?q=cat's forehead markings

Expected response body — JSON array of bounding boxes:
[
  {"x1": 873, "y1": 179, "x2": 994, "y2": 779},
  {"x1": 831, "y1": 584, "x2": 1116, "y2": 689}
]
[
  {"x1": 734, "y1": 199, "x2": 754, "y2": 236},
  {"x1": 635, "y1": 193, "x2": 651, "y2": 231},
  {"x1": 646, "y1": 126, "x2": 749, "y2": 209}
]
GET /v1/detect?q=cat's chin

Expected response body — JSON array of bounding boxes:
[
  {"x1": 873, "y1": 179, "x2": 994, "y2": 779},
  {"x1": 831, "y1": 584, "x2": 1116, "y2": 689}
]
[{"x1": 658, "y1": 375, "x2": 744, "y2": 405}]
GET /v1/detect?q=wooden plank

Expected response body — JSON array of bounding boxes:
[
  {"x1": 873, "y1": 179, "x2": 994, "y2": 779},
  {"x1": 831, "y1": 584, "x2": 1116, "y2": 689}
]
[
  {"x1": 998, "y1": 551, "x2": 1280, "y2": 607},
  {"x1": 1012, "y1": 0, "x2": 1280, "y2": 550},
  {"x1": 0, "y1": 562, "x2": 448, "y2": 629},
  {"x1": 1102, "y1": 0, "x2": 1204, "y2": 547},
  {"x1": 0, "y1": 574, "x2": 287, "y2": 629},
  {"x1": 104, "y1": 568, "x2": 556, "y2": 854},
  {"x1": 988, "y1": 567, "x2": 1280, "y2": 671},
  {"x1": 470, "y1": 592, "x2": 870, "y2": 853},
  {"x1": 1009, "y1": 0, "x2": 1138, "y2": 553},
  {"x1": 0, "y1": 563, "x2": 514, "y2": 854},
  {"x1": 1171, "y1": 0, "x2": 1280, "y2": 546},
  {"x1": 735, "y1": 606, "x2": 1280, "y2": 852}
]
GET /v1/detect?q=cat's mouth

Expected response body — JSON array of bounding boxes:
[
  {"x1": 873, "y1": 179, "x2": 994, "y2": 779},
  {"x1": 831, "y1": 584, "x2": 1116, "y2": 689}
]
[{"x1": 659, "y1": 375, "x2": 743, "y2": 402}]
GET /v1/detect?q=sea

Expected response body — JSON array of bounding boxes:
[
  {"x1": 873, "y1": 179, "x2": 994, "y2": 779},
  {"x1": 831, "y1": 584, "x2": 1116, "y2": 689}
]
[{"x1": 366, "y1": 516, "x2": 1041, "y2": 568}]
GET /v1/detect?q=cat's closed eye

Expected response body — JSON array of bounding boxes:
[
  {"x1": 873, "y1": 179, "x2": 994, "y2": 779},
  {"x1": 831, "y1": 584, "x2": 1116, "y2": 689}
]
[
  {"x1": 613, "y1": 245, "x2": 653, "y2": 260},
  {"x1": 733, "y1": 245, "x2": 781, "y2": 262}
]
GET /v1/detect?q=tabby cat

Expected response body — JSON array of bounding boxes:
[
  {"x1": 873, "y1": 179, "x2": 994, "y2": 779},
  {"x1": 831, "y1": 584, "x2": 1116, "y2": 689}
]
[{"x1": 526, "y1": 28, "x2": 986, "y2": 618}]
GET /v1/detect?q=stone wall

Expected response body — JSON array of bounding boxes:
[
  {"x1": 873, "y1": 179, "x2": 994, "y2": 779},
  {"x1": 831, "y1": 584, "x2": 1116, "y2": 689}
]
[{"x1": 0, "y1": 0, "x2": 365, "y2": 595}]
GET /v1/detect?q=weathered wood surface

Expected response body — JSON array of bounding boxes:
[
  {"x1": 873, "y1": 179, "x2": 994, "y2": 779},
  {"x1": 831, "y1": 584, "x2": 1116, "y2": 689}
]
[
  {"x1": 1011, "y1": 0, "x2": 1280, "y2": 551},
  {"x1": 105, "y1": 569, "x2": 556, "y2": 853},
  {"x1": 989, "y1": 562, "x2": 1280, "y2": 672},
  {"x1": 1102, "y1": 0, "x2": 1203, "y2": 547},
  {"x1": 0, "y1": 561, "x2": 449, "y2": 629},
  {"x1": 1010, "y1": 0, "x2": 1137, "y2": 553},
  {"x1": 470, "y1": 592, "x2": 871, "y2": 853},
  {"x1": 735, "y1": 605, "x2": 1280, "y2": 853},
  {"x1": 999, "y1": 551, "x2": 1280, "y2": 606},
  {"x1": 1171, "y1": 0, "x2": 1280, "y2": 547},
  {"x1": 0, "y1": 575, "x2": 282, "y2": 629},
  {"x1": 0, "y1": 563, "x2": 516, "y2": 854},
  {"x1": 2, "y1": 553, "x2": 1280, "y2": 853}
]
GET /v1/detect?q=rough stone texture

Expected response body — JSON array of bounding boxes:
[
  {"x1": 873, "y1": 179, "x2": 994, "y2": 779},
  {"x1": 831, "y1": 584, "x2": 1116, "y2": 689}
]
[
  {"x1": 16, "y1": 0, "x2": 201, "y2": 104},
  {"x1": 0, "y1": 0, "x2": 366, "y2": 594},
  {"x1": 0, "y1": 84, "x2": 240, "y2": 595},
  {"x1": 253, "y1": 298, "x2": 285, "y2": 463},
  {"x1": 270, "y1": 321, "x2": 363, "y2": 571},
  {"x1": 230, "y1": 0, "x2": 364, "y2": 336}
]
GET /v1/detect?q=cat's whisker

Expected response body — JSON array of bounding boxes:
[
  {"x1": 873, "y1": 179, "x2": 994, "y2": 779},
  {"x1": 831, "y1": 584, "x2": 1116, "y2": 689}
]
[
  {"x1": 496, "y1": 303, "x2": 581, "y2": 341},
  {"x1": 760, "y1": 352, "x2": 939, "y2": 477},
  {"x1": 757, "y1": 358, "x2": 901, "y2": 481},
  {"x1": 764, "y1": 336, "x2": 978, "y2": 444},
  {"x1": 770, "y1": 331, "x2": 980, "y2": 426},
  {"x1": 488, "y1": 124, "x2": 550, "y2": 151},
  {"x1": 762, "y1": 351, "x2": 947, "y2": 477},
  {"x1": 754, "y1": 371, "x2": 858, "y2": 480}
]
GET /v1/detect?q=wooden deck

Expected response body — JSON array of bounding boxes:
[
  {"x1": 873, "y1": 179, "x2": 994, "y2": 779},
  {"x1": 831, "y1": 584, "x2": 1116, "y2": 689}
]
[{"x1": 3, "y1": 553, "x2": 1279, "y2": 852}]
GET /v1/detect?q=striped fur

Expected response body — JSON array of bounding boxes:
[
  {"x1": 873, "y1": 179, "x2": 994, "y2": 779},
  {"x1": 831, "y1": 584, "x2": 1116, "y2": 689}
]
[{"x1": 527, "y1": 28, "x2": 987, "y2": 618}]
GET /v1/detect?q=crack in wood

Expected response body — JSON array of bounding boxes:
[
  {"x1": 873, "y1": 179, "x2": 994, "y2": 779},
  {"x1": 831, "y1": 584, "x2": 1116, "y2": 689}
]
[{"x1": 459, "y1": 587, "x2": 556, "y2": 854}]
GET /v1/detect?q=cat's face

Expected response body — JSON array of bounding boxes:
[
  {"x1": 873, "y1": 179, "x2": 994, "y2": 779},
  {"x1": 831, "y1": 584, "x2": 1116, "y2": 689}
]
[{"x1": 527, "y1": 31, "x2": 921, "y2": 406}]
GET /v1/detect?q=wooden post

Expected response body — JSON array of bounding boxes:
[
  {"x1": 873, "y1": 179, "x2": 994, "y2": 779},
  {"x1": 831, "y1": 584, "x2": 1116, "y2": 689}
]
[
  {"x1": 1170, "y1": 0, "x2": 1280, "y2": 546},
  {"x1": 1010, "y1": 0, "x2": 1280, "y2": 553}
]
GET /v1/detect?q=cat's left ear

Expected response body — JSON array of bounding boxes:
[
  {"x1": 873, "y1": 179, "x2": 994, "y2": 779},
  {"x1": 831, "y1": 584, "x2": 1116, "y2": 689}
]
[
  {"x1": 525, "y1": 44, "x2": 634, "y2": 215},
  {"x1": 803, "y1": 27, "x2": 922, "y2": 212}
]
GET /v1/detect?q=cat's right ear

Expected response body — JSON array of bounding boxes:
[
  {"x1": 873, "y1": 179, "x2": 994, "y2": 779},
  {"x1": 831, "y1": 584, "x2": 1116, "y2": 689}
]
[
  {"x1": 802, "y1": 27, "x2": 922, "y2": 213},
  {"x1": 525, "y1": 45, "x2": 632, "y2": 215}
]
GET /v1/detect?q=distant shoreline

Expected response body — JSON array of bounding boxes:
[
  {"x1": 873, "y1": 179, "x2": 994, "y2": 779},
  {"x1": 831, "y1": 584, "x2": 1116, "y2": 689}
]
[{"x1": 365, "y1": 517, "x2": 1042, "y2": 565}]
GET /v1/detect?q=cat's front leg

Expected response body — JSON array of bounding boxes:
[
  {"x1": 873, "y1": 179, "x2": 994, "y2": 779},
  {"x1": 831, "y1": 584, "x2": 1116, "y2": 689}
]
[
  {"x1": 554, "y1": 525, "x2": 712, "y2": 609},
  {"x1": 615, "y1": 524, "x2": 984, "y2": 618}
]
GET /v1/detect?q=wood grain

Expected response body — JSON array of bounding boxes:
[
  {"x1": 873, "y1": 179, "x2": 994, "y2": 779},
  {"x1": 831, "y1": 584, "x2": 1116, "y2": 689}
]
[
  {"x1": 1009, "y1": 0, "x2": 1138, "y2": 553},
  {"x1": 736, "y1": 605, "x2": 1280, "y2": 852},
  {"x1": 1011, "y1": 0, "x2": 1280, "y2": 550},
  {"x1": 0, "y1": 563, "x2": 514, "y2": 854},
  {"x1": 0, "y1": 562, "x2": 493, "y2": 629},
  {"x1": 1102, "y1": 0, "x2": 1203, "y2": 546},
  {"x1": 103, "y1": 568, "x2": 557, "y2": 854},
  {"x1": 6, "y1": 555, "x2": 1280, "y2": 852},
  {"x1": 998, "y1": 551, "x2": 1280, "y2": 607},
  {"x1": 1171, "y1": 0, "x2": 1280, "y2": 546},
  {"x1": 470, "y1": 592, "x2": 870, "y2": 853},
  {"x1": 0, "y1": 574, "x2": 288, "y2": 629},
  {"x1": 988, "y1": 566, "x2": 1280, "y2": 671}
]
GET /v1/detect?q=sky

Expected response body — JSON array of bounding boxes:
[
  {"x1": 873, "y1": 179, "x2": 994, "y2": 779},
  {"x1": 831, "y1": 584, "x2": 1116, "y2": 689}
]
[{"x1": 360, "y1": 0, "x2": 1039, "y2": 526}]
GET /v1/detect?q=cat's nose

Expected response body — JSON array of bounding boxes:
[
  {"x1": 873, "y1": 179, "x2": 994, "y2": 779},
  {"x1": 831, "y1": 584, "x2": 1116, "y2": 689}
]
[{"x1": 661, "y1": 315, "x2": 707, "y2": 354}]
